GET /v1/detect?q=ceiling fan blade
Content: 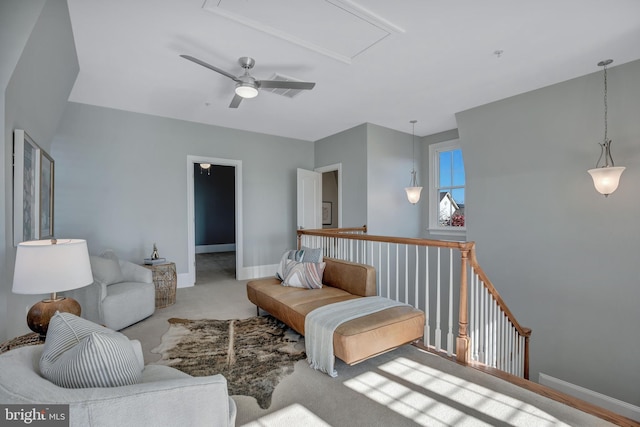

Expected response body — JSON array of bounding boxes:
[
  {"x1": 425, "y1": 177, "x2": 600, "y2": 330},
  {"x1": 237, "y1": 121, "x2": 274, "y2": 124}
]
[
  {"x1": 180, "y1": 55, "x2": 239, "y2": 82},
  {"x1": 229, "y1": 94, "x2": 243, "y2": 108},
  {"x1": 257, "y1": 80, "x2": 315, "y2": 90}
]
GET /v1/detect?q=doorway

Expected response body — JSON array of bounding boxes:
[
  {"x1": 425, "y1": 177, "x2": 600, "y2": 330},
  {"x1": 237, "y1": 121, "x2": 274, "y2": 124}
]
[
  {"x1": 186, "y1": 156, "x2": 243, "y2": 286},
  {"x1": 316, "y1": 163, "x2": 342, "y2": 228},
  {"x1": 193, "y1": 163, "x2": 236, "y2": 283}
]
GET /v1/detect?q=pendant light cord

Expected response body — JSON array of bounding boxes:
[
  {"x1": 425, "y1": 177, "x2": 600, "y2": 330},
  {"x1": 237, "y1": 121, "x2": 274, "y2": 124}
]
[{"x1": 603, "y1": 62, "x2": 608, "y2": 143}]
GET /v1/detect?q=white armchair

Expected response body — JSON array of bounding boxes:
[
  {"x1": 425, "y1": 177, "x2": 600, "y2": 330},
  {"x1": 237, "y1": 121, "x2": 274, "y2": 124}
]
[
  {"x1": 63, "y1": 250, "x2": 155, "y2": 330},
  {"x1": 0, "y1": 345, "x2": 237, "y2": 427}
]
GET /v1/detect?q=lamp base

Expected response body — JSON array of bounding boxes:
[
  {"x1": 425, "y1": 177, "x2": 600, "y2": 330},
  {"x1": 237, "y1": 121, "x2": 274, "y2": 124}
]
[{"x1": 27, "y1": 297, "x2": 81, "y2": 336}]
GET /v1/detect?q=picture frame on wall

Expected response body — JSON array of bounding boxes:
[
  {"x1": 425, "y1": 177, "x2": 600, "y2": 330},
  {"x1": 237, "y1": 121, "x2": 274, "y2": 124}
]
[
  {"x1": 13, "y1": 129, "x2": 55, "y2": 245},
  {"x1": 13, "y1": 130, "x2": 40, "y2": 245},
  {"x1": 322, "y1": 201, "x2": 332, "y2": 225},
  {"x1": 40, "y1": 150, "x2": 55, "y2": 239}
]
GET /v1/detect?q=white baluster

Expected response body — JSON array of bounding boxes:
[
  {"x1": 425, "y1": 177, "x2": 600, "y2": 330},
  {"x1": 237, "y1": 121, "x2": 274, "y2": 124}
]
[
  {"x1": 447, "y1": 249, "x2": 454, "y2": 357},
  {"x1": 424, "y1": 247, "x2": 430, "y2": 348},
  {"x1": 435, "y1": 248, "x2": 442, "y2": 352}
]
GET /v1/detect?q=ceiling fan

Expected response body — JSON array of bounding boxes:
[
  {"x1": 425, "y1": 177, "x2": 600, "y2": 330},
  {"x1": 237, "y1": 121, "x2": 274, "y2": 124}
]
[{"x1": 180, "y1": 55, "x2": 316, "y2": 108}]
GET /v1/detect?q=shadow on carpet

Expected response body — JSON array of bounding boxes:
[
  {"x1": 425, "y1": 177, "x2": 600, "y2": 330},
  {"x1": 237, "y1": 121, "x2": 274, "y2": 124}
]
[{"x1": 151, "y1": 315, "x2": 306, "y2": 409}]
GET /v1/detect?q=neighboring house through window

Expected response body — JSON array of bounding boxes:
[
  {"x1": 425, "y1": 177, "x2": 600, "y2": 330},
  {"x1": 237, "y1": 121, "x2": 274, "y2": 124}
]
[{"x1": 428, "y1": 139, "x2": 466, "y2": 234}]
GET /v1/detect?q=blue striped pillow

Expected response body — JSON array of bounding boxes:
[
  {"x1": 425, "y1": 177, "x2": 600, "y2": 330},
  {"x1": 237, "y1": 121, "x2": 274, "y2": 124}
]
[{"x1": 40, "y1": 312, "x2": 142, "y2": 388}]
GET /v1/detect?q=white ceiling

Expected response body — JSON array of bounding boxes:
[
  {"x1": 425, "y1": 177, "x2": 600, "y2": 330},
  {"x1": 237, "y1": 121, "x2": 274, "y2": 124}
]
[{"x1": 67, "y1": 0, "x2": 640, "y2": 141}]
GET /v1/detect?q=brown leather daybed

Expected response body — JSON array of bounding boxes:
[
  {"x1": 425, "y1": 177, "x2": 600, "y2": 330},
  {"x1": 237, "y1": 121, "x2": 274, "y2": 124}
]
[{"x1": 246, "y1": 257, "x2": 425, "y2": 365}]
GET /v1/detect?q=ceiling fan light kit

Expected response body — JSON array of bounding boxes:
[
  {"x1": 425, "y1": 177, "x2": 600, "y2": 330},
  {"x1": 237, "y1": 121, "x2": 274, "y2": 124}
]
[
  {"x1": 180, "y1": 54, "x2": 315, "y2": 108},
  {"x1": 235, "y1": 83, "x2": 258, "y2": 98}
]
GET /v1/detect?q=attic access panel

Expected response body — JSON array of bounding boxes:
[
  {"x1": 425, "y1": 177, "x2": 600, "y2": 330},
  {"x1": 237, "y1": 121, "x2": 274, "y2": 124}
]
[{"x1": 203, "y1": 0, "x2": 404, "y2": 63}]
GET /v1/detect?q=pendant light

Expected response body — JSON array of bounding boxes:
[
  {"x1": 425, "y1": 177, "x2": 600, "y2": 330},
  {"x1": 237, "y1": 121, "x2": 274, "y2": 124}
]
[
  {"x1": 200, "y1": 163, "x2": 211, "y2": 175},
  {"x1": 587, "y1": 59, "x2": 625, "y2": 197},
  {"x1": 405, "y1": 120, "x2": 423, "y2": 204}
]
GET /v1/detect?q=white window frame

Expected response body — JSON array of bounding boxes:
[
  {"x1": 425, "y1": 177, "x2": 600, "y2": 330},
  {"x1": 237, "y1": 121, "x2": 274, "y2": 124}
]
[{"x1": 428, "y1": 139, "x2": 466, "y2": 236}]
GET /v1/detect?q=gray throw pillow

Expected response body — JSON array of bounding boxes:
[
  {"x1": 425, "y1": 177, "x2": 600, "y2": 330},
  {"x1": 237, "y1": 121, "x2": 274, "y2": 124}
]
[{"x1": 301, "y1": 246, "x2": 323, "y2": 263}]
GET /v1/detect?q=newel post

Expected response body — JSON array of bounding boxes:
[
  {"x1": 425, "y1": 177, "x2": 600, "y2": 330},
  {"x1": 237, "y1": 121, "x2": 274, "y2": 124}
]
[{"x1": 456, "y1": 247, "x2": 470, "y2": 364}]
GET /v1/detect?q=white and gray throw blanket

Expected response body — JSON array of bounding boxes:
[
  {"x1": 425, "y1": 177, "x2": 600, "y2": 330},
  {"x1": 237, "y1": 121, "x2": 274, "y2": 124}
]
[{"x1": 305, "y1": 296, "x2": 407, "y2": 377}]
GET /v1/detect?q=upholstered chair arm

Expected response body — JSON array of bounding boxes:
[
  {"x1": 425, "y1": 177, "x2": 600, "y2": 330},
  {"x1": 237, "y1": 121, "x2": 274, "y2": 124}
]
[
  {"x1": 0, "y1": 346, "x2": 236, "y2": 427},
  {"x1": 119, "y1": 260, "x2": 153, "y2": 283}
]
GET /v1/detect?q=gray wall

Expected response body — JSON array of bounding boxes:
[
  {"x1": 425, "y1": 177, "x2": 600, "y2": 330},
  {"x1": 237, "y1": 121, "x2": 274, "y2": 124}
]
[
  {"x1": 52, "y1": 102, "x2": 314, "y2": 275},
  {"x1": 456, "y1": 59, "x2": 640, "y2": 405},
  {"x1": 366, "y1": 123, "x2": 422, "y2": 237},
  {"x1": 1, "y1": 0, "x2": 78, "y2": 341},
  {"x1": 315, "y1": 124, "x2": 368, "y2": 228}
]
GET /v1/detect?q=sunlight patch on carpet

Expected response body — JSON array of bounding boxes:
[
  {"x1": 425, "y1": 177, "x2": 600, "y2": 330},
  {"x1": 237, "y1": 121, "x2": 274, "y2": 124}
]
[
  {"x1": 344, "y1": 356, "x2": 571, "y2": 427},
  {"x1": 240, "y1": 403, "x2": 331, "y2": 427}
]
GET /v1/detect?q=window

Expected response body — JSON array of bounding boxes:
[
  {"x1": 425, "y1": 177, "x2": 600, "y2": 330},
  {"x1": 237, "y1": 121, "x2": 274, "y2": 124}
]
[{"x1": 428, "y1": 140, "x2": 465, "y2": 233}]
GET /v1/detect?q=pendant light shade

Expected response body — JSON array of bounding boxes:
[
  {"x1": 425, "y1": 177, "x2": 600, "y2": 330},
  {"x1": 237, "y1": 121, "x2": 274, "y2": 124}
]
[
  {"x1": 588, "y1": 165, "x2": 625, "y2": 196},
  {"x1": 406, "y1": 120, "x2": 422, "y2": 204},
  {"x1": 588, "y1": 59, "x2": 624, "y2": 197}
]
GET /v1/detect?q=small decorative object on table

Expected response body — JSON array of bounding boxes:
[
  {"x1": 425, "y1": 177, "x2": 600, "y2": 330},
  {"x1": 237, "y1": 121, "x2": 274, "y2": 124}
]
[
  {"x1": 144, "y1": 243, "x2": 166, "y2": 265},
  {"x1": 143, "y1": 262, "x2": 177, "y2": 308}
]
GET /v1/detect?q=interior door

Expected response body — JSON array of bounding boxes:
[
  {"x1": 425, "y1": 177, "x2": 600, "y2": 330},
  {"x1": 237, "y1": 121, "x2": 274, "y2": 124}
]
[{"x1": 297, "y1": 168, "x2": 322, "y2": 230}]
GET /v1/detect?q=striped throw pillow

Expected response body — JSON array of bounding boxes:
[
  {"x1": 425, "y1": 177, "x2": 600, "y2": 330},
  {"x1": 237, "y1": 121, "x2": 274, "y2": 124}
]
[
  {"x1": 275, "y1": 249, "x2": 305, "y2": 281},
  {"x1": 40, "y1": 312, "x2": 142, "y2": 388},
  {"x1": 282, "y1": 259, "x2": 326, "y2": 289}
]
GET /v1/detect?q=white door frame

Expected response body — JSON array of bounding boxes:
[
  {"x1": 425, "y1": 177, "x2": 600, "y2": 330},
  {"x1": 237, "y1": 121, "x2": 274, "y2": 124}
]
[
  {"x1": 315, "y1": 163, "x2": 342, "y2": 227},
  {"x1": 186, "y1": 155, "x2": 243, "y2": 285}
]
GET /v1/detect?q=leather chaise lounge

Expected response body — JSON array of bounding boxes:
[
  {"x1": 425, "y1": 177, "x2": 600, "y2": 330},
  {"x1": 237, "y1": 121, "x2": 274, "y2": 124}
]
[{"x1": 246, "y1": 257, "x2": 425, "y2": 365}]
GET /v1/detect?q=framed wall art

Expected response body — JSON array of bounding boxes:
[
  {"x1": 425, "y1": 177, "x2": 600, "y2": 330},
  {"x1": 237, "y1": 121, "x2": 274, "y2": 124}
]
[
  {"x1": 40, "y1": 150, "x2": 55, "y2": 239},
  {"x1": 13, "y1": 129, "x2": 55, "y2": 245},
  {"x1": 322, "y1": 201, "x2": 332, "y2": 225}
]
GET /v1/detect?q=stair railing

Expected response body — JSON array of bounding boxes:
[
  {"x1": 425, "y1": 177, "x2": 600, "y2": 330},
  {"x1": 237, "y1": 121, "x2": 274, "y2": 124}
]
[{"x1": 298, "y1": 226, "x2": 531, "y2": 379}]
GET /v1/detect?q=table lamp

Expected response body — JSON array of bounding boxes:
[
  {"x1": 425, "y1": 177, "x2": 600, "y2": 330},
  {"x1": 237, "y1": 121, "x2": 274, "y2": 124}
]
[{"x1": 12, "y1": 238, "x2": 93, "y2": 336}]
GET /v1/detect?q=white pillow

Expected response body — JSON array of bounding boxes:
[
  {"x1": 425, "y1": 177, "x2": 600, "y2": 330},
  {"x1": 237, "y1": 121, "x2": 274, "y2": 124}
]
[
  {"x1": 89, "y1": 256, "x2": 124, "y2": 285},
  {"x1": 282, "y1": 259, "x2": 326, "y2": 289},
  {"x1": 40, "y1": 312, "x2": 143, "y2": 388}
]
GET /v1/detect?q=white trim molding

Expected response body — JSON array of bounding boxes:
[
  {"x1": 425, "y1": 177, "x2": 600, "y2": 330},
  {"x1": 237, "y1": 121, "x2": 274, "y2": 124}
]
[{"x1": 186, "y1": 155, "x2": 243, "y2": 286}]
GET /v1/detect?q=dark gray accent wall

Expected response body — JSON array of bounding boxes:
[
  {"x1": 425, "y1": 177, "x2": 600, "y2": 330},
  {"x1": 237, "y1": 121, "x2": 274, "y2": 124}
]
[
  {"x1": 1, "y1": 0, "x2": 79, "y2": 342},
  {"x1": 194, "y1": 164, "x2": 235, "y2": 245},
  {"x1": 456, "y1": 59, "x2": 640, "y2": 405}
]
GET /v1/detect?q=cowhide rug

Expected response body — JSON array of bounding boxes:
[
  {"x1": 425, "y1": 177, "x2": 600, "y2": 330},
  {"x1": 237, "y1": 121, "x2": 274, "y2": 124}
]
[{"x1": 151, "y1": 315, "x2": 306, "y2": 409}]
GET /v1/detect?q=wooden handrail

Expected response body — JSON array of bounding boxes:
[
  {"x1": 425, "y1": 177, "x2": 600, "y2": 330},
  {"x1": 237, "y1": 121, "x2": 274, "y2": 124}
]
[{"x1": 298, "y1": 228, "x2": 475, "y2": 251}]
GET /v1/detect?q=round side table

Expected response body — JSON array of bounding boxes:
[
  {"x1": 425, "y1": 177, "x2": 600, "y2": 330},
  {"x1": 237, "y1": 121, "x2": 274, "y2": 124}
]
[{"x1": 143, "y1": 262, "x2": 177, "y2": 308}]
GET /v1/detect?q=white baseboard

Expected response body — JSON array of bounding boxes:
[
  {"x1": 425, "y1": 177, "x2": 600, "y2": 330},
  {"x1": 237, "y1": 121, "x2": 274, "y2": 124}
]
[
  {"x1": 539, "y1": 373, "x2": 640, "y2": 421},
  {"x1": 177, "y1": 264, "x2": 276, "y2": 287},
  {"x1": 177, "y1": 273, "x2": 193, "y2": 288},
  {"x1": 237, "y1": 264, "x2": 278, "y2": 281},
  {"x1": 195, "y1": 244, "x2": 236, "y2": 254}
]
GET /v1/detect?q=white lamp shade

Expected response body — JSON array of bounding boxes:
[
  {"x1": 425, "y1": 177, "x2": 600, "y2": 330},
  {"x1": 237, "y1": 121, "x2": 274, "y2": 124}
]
[
  {"x1": 200, "y1": 163, "x2": 211, "y2": 169},
  {"x1": 405, "y1": 186, "x2": 423, "y2": 204},
  {"x1": 235, "y1": 84, "x2": 258, "y2": 99},
  {"x1": 12, "y1": 239, "x2": 93, "y2": 295},
  {"x1": 588, "y1": 166, "x2": 625, "y2": 196}
]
